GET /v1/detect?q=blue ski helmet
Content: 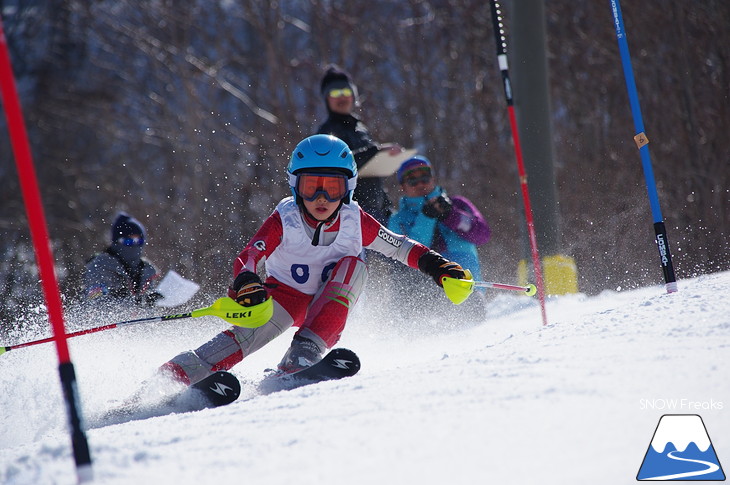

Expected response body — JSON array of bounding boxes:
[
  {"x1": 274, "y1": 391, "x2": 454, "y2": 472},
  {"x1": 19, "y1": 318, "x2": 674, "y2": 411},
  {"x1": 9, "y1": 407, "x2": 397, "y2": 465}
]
[{"x1": 287, "y1": 134, "x2": 358, "y2": 203}]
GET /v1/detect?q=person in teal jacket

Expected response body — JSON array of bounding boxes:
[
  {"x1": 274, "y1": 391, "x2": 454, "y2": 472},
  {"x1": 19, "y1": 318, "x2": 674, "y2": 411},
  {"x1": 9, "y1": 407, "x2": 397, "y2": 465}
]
[
  {"x1": 389, "y1": 156, "x2": 490, "y2": 277},
  {"x1": 388, "y1": 156, "x2": 491, "y2": 322}
]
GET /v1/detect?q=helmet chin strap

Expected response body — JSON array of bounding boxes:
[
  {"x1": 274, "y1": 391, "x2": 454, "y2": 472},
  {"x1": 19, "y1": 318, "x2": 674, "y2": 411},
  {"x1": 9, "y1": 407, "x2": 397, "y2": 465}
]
[{"x1": 301, "y1": 200, "x2": 344, "y2": 246}]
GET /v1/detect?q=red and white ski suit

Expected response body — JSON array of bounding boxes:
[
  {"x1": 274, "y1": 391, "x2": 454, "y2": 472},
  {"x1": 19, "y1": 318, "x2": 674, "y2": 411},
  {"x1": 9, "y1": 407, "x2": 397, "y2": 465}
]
[{"x1": 162, "y1": 197, "x2": 428, "y2": 385}]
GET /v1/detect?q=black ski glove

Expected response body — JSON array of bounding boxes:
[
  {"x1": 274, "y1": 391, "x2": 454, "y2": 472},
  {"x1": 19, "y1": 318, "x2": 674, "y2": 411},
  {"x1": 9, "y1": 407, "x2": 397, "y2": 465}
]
[
  {"x1": 417, "y1": 250, "x2": 466, "y2": 287},
  {"x1": 422, "y1": 194, "x2": 453, "y2": 221},
  {"x1": 231, "y1": 271, "x2": 267, "y2": 307}
]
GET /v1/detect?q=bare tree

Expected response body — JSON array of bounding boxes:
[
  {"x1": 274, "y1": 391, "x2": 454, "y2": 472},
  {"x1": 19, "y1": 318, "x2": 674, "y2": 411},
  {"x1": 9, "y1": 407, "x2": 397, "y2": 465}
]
[{"x1": 1, "y1": 0, "x2": 728, "y2": 333}]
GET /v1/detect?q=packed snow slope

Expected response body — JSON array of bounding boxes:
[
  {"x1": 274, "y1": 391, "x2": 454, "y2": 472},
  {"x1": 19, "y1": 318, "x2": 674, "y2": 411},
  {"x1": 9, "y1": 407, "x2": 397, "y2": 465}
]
[{"x1": 1, "y1": 271, "x2": 729, "y2": 485}]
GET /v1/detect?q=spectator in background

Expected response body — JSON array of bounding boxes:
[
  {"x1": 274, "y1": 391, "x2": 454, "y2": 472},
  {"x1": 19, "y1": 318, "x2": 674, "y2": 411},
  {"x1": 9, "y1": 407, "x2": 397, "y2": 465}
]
[
  {"x1": 389, "y1": 156, "x2": 490, "y2": 278},
  {"x1": 316, "y1": 64, "x2": 402, "y2": 225},
  {"x1": 84, "y1": 212, "x2": 162, "y2": 307},
  {"x1": 388, "y1": 156, "x2": 491, "y2": 321}
]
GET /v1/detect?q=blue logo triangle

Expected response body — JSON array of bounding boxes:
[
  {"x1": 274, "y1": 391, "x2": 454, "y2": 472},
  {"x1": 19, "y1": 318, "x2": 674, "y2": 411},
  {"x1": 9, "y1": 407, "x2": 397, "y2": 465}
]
[{"x1": 637, "y1": 414, "x2": 725, "y2": 481}]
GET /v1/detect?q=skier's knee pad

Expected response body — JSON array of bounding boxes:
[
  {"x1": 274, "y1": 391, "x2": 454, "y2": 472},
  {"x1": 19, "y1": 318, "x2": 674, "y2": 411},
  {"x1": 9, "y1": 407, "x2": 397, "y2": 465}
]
[
  {"x1": 302, "y1": 256, "x2": 368, "y2": 347},
  {"x1": 320, "y1": 255, "x2": 368, "y2": 305}
]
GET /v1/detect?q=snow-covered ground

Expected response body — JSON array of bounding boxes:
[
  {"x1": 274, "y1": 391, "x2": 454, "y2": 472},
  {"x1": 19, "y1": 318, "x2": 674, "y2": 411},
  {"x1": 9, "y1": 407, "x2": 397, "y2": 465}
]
[{"x1": 2, "y1": 271, "x2": 729, "y2": 484}]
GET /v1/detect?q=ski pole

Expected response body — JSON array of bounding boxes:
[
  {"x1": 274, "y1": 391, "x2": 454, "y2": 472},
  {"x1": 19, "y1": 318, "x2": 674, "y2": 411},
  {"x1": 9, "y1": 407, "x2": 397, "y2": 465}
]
[
  {"x1": 473, "y1": 281, "x2": 537, "y2": 296},
  {"x1": 1, "y1": 296, "x2": 273, "y2": 356},
  {"x1": 442, "y1": 273, "x2": 537, "y2": 305}
]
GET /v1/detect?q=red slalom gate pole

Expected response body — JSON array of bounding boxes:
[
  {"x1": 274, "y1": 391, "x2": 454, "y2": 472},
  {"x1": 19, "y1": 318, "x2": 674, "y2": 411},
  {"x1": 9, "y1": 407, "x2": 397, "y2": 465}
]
[
  {"x1": 0, "y1": 17, "x2": 93, "y2": 482},
  {"x1": 488, "y1": 0, "x2": 548, "y2": 326}
]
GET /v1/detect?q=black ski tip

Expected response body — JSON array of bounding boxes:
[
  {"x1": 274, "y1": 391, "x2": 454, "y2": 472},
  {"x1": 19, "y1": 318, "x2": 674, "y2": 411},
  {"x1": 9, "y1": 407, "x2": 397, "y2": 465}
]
[
  {"x1": 257, "y1": 348, "x2": 360, "y2": 394},
  {"x1": 287, "y1": 347, "x2": 360, "y2": 382},
  {"x1": 324, "y1": 348, "x2": 360, "y2": 377},
  {"x1": 191, "y1": 371, "x2": 241, "y2": 407}
]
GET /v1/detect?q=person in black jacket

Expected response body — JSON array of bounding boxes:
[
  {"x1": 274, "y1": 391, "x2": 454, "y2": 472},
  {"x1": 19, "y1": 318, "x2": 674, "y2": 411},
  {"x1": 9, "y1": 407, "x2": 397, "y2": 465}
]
[
  {"x1": 84, "y1": 212, "x2": 161, "y2": 307},
  {"x1": 316, "y1": 64, "x2": 402, "y2": 225}
]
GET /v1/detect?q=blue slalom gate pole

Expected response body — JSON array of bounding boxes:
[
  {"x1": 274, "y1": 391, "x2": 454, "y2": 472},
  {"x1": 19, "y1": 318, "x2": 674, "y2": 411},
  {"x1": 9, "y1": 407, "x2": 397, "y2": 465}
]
[{"x1": 609, "y1": 0, "x2": 678, "y2": 293}]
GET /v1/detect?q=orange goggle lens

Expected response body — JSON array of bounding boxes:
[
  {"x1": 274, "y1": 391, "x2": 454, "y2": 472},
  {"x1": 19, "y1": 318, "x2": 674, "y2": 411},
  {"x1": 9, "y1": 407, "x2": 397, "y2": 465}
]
[{"x1": 296, "y1": 173, "x2": 348, "y2": 202}]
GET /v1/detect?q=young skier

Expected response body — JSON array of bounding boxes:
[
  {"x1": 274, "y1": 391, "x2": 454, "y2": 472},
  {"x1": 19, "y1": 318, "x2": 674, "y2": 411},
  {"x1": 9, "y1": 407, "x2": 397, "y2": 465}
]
[{"x1": 157, "y1": 134, "x2": 466, "y2": 387}]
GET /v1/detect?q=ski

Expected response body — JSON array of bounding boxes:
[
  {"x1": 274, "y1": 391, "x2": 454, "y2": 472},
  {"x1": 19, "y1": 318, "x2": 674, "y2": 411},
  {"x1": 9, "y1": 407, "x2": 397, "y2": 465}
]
[
  {"x1": 261, "y1": 348, "x2": 360, "y2": 392},
  {"x1": 287, "y1": 347, "x2": 360, "y2": 381},
  {"x1": 96, "y1": 371, "x2": 241, "y2": 427},
  {"x1": 187, "y1": 370, "x2": 241, "y2": 407},
  {"x1": 95, "y1": 350, "x2": 357, "y2": 426}
]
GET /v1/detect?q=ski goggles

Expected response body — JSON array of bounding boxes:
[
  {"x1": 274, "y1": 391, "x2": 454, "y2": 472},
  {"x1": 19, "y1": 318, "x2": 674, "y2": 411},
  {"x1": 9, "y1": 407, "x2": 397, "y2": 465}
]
[
  {"x1": 116, "y1": 235, "x2": 145, "y2": 246},
  {"x1": 403, "y1": 173, "x2": 432, "y2": 187},
  {"x1": 328, "y1": 88, "x2": 353, "y2": 98},
  {"x1": 295, "y1": 173, "x2": 349, "y2": 202}
]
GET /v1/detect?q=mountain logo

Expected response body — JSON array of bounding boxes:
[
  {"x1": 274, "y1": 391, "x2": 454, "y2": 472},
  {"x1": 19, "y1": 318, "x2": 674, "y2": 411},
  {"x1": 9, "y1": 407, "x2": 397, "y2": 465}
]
[{"x1": 637, "y1": 414, "x2": 725, "y2": 481}]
